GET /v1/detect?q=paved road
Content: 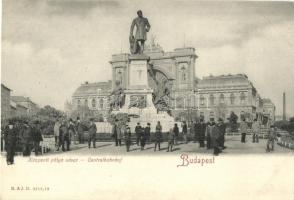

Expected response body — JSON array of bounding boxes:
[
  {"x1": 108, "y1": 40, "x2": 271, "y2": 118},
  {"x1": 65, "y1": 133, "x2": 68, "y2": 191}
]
[{"x1": 45, "y1": 136, "x2": 293, "y2": 156}]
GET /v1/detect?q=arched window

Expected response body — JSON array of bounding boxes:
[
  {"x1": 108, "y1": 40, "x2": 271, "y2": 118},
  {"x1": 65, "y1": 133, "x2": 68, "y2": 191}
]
[
  {"x1": 91, "y1": 98, "x2": 96, "y2": 108},
  {"x1": 84, "y1": 99, "x2": 88, "y2": 107},
  {"x1": 230, "y1": 93, "x2": 235, "y2": 105},
  {"x1": 240, "y1": 92, "x2": 246, "y2": 104},
  {"x1": 219, "y1": 93, "x2": 225, "y2": 104},
  {"x1": 181, "y1": 66, "x2": 187, "y2": 82},
  {"x1": 99, "y1": 98, "x2": 104, "y2": 109},
  {"x1": 209, "y1": 94, "x2": 215, "y2": 106},
  {"x1": 77, "y1": 99, "x2": 81, "y2": 107},
  {"x1": 200, "y1": 95, "x2": 205, "y2": 106}
]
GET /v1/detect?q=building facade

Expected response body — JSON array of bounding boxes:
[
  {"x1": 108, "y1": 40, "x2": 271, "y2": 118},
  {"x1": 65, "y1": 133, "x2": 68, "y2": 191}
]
[
  {"x1": 1, "y1": 84, "x2": 12, "y2": 120},
  {"x1": 71, "y1": 81, "x2": 112, "y2": 118},
  {"x1": 197, "y1": 74, "x2": 264, "y2": 122},
  {"x1": 71, "y1": 44, "x2": 275, "y2": 123},
  {"x1": 11, "y1": 96, "x2": 39, "y2": 116}
]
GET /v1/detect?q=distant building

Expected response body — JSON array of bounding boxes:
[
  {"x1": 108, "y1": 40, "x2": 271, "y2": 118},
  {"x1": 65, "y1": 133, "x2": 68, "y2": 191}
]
[
  {"x1": 1, "y1": 84, "x2": 12, "y2": 120},
  {"x1": 197, "y1": 74, "x2": 264, "y2": 122},
  {"x1": 262, "y1": 98, "x2": 276, "y2": 123},
  {"x1": 11, "y1": 96, "x2": 39, "y2": 116},
  {"x1": 71, "y1": 81, "x2": 112, "y2": 117}
]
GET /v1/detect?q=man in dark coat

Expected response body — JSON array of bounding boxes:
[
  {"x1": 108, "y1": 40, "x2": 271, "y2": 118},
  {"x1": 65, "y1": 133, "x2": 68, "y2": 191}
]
[
  {"x1": 124, "y1": 126, "x2": 132, "y2": 152},
  {"x1": 76, "y1": 117, "x2": 84, "y2": 144},
  {"x1": 182, "y1": 121, "x2": 188, "y2": 144},
  {"x1": 145, "y1": 123, "x2": 151, "y2": 144},
  {"x1": 206, "y1": 118, "x2": 215, "y2": 149},
  {"x1": 32, "y1": 121, "x2": 43, "y2": 156},
  {"x1": 173, "y1": 123, "x2": 179, "y2": 145},
  {"x1": 154, "y1": 121, "x2": 162, "y2": 151},
  {"x1": 112, "y1": 120, "x2": 118, "y2": 146},
  {"x1": 217, "y1": 118, "x2": 226, "y2": 150},
  {"x1": 140, "y1": 126, "x2": 147, "y2": 150},
  {"x1": 21, "y1": 121, "x2": 33, "y2": 156},
  {"x1": 4, "y1": 121, "x2": 17, "y2": 165},
  {"x1": 135, "y1": 123, "x2": 142, "y2": 146},
  {"x1": 59, "y1": 120, "x2": 69, "y2": 151},
  {"x1": 88, "y1": 119, "x2": 97, "y2": 148},
  {"x1": 198, "y1": 119, "x2": 206, "y2": 148}
]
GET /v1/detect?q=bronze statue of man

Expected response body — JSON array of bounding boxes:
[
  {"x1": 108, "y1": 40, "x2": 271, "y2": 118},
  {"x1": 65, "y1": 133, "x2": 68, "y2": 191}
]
[{"x1": 130, "y1": 10, "x2": 151, "y2": 54}]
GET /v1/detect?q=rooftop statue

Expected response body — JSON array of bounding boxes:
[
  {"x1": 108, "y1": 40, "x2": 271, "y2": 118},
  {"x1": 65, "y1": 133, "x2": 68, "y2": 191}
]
[{"x1": 129, "y1": 10, "x2": 151, "y2": 54}]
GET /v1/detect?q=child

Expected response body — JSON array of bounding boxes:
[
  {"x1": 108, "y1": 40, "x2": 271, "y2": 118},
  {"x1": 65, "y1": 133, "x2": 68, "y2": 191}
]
[{"x1": 266, "y1": 125, "x2": 276, "y2": 152}]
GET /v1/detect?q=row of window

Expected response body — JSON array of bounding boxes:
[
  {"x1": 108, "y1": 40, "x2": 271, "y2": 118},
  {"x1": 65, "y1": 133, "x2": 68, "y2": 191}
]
[
  {"x1": 77, "y1": 98, "x2": 106, "y2": 108},
  {"x1": 200, "y1": 92, "x2": 246, "y2": 106}
]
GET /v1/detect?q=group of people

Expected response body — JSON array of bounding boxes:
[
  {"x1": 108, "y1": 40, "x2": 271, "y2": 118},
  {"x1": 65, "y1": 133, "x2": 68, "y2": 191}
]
[
  {"x1": 2, "y1": 120, "x2": 43, "y2": 165},
  {"x1": 53, "y1": 117, "x2": 97, "y2": 151}
]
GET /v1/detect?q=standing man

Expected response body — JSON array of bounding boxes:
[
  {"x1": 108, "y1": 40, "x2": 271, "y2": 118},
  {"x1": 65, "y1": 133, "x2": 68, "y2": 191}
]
[
  {"x1": 199, "y1": 119, "x2": 206, "y2": 148},
  {"x1": 252, "y1": 119, "x2": 260, "y2": 143},
  {"x1": 182, "y1": 121, "x2": 188, "y2": 144},
  {"x1": 129, "y1": 10, "x2": 151, "y2": 54},
  {"x1": 21, "y1": 121, "x2": 33, "y2": 156},
  {"x1": 4, "y1": 120, "x2": 17, "y2": 165},
  {"x1": 217, "y1": 118, "x2": 226, "y2": 150},
  {"x1": 112, "y1": 120, "x2": 118, "y2": 146},
  {"x1": 211, "y1": 121, "x2": 221, "y2": 156},
  {"x1": 124, "y1": 126, "x2": 132, "y2": 152},
  {"x1": 154, "y1": 121, "x2": 162, "y2": 151},
  {"x1": 76, "y1": 117, "x2": 84, "y2": 144},
  {"x1": 189, "y1": 121, "x2": 195, "y2": 143},
  {"x1": 116, "y1": 122, "x2": 123, "y2": 146},
  {"x1": 32, "y1": 121, "x2": 43, "y2": 156},
  {"x1": 68, "y1": 118, "x2": 76, "y2": 145},
  {"x1": 145, "y1": 123, "x2": 151, "y2": 144},
  {"x1": 59, "y1": 120, "x2": 69, "y2": 151},
  {"x1": 266, "y1": 125, "x2": 277, "y2": 152},
  {"x1": 206, "y1": 118, "x2": 215, "y2": 149},
  {"x1": 240, "y1": 118, "x2": 248, "y2": 143},
  {"x1": 135, "y1": 122, "x2": 142, "y2": 146},
  {"x1": 54, "y1": 118, "x2": 61, "y2": 151},
  {"x1": 88, "y1": 118, "x2": 97, "y2": 148},
  {"x1": 167, "y1": 128, "x2": 175, "y2": 152},
  {"x1": 140, "y1": 126, "x2": 147, "y2": 150},
  {"x1": 173, "y1": 123, "x2": 179, "y2": 145}
]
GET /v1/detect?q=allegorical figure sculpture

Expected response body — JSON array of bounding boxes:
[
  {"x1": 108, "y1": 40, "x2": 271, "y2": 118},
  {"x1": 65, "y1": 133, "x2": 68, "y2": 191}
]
[{"x1": 130, "y1": 10, "x2": 151, "y2": 54}]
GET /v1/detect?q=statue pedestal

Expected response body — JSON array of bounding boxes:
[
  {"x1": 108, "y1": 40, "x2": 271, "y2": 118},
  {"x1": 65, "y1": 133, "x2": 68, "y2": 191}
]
[{"x1": 112, "y1": 54, "x2": 174, "y2": 132}]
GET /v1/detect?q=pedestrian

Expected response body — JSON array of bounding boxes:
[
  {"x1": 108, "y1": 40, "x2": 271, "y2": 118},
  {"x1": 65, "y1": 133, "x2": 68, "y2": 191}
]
[
  {"x1": 217, "y1": 118, "x2": 226, "y2": 149},
  {"x1": 60, "y1": 120, "x2": 70, "y2": 151},
  {"x1": 116, "y1": 123, "x2": 123, "y2": 146},
  {"x1": 124, "y1": 126, "x2": 132, "y2": 152},
  {"x1": 206, "y1": 118, "x2": 215, "y2": 149},
  {"x1": 252, "y1": 119, "x2": 260, "y2": 143},
  {"x1": 145, "y1": 123, "x2": 151, "y2": 144},
  {"x1": 140, "y1": 126, "x2": 147, "y2": 150},
  {"x1": 173, "y1": 123, "x2": 179, "y2": 145},
  {"x1": 54, "y1": 118, "x2": 61, "y2": 150},
  {"x1": 167, "y1": 128, "x2": 175, "y2": 152},
  {"x1": 21, "y1": 121, "x2": 33, "y2": 156},
  {"x1": 266, "y1": 125, "x2": 276, "y2": 152},
  {"x1": 182, "y1": 121, "x2": 188, "y2": 144},
  {"x1": 4, "y1": 120, "x2": 17, "y2": 165},
  {"x1": 32, "y1": 121, "x2": 43, "y2": 156},
  {"x1": 76, "y1": 117, "x2": 84, "y2": 144},
  {"x1": 135, "y1": 123, "x2": 142, "y2": 146},
  {"x1": 199, "y1": 119, "x2": 206, "y2": 148},
  {"x1": 88, "y1": 118, "x2": 97, "y2": 148},
  {"x1": 154, "y1": 121, "x2": 162, "y2": 151},
  {"x1": 240, "y1": 118, "x2": 248, "y2": 143},
  {"x1": 112, "y1": 120, "x2": 118, "y2": 146},
  {"x1": 210, "y1": 120, "x2": 221, "y2": 156},
  {"x1": 68, "y1": 118, "x2": 77, "y2": 145},
  {"x1": 189, "y1": 121, "x2": 195, "y2": 143}
]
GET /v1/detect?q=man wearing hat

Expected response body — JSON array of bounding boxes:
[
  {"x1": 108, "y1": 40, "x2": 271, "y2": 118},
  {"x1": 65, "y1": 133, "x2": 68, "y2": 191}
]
[
  {"x1": 21, "y1": 121, "x2": 33, "y2": 156},
  {"x1": 266, "y1": 125, "x2": 277, "y2": 152},
  {"x1": 4, "y1": 120, "x2": 17, "y2": 165},
  {"x1": 88, "y1": 118, "x2": 97, "y2": 148},
  {"x1": 32, "y1": 120, "x2": 43, "y2": 156},
  {"x1": 217, "y1": 118, "x2": 226, "y2": 150}
]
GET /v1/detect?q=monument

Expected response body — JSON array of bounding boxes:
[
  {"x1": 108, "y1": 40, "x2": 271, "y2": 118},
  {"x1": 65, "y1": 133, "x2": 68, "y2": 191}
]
[{"x1": 110, "y1": 10, "x2": 174, "y2": 132}]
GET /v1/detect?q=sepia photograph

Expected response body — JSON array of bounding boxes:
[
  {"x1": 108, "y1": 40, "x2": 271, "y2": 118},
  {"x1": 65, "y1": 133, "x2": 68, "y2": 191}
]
[{"x1": 1, "y1": 0, "x2": 294, "y2": 199}]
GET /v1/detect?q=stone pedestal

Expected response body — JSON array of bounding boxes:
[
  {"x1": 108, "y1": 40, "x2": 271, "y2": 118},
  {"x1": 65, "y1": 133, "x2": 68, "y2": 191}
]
[{"x1": 112, "y1": 54, "x2": 174, "y2": 132}]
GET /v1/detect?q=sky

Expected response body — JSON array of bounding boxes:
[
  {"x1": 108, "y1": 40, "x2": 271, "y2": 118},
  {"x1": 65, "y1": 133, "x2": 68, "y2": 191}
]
[{"x1": 1, "y1": 0, "x2": 294, "y2": 116}]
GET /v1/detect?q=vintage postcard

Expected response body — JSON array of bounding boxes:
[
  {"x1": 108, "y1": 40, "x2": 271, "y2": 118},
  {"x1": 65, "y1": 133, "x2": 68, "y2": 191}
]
[{"x1": 1, "y1": 0, "x2": 294, "y2": 200}]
